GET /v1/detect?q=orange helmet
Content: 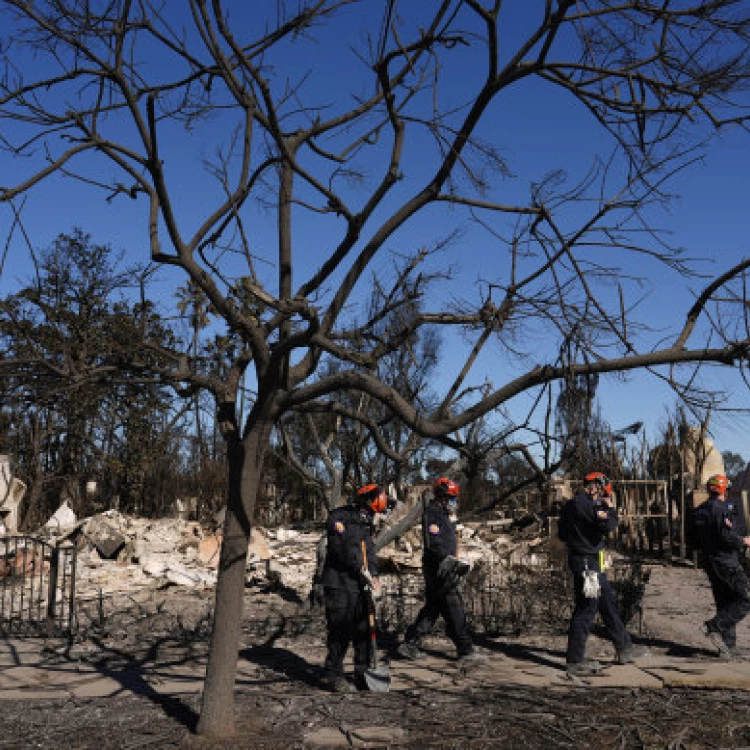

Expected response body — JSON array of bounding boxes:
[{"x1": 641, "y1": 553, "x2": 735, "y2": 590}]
[
  {"x1": 584, "y1": 471, "x2": 613, "y2": 497},
  {"x1": 707, "y1": 474, "x2": 731, "y2": 494},
  {"x1": 434, "y1": 477, "x2": 460, "y2": 498},
  {"x1": 356, "y1": 483, "x2": 388, "y2": 513}
]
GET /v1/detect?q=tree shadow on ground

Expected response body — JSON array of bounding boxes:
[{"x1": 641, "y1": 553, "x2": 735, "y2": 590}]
[
  {"x1": 252, "y1": 579, "x2": 305, "y2": 605},
  {"x1": 473, "y1": 635, "x2": 566, "y2": 669},
  {"x1": 239, "y1": 645, "x2": 323, "y2": 688},
  {"x1": 63, "y1": 636, "x2": 202, "y2": 732},
  {"x1": 638, "y1": 635, "x2": 718, "y2": 659}
]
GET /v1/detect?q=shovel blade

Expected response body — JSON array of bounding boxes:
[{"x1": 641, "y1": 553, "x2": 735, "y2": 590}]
[{"x1": 362, "y1": 663, "x2": 391, "y2": 692}]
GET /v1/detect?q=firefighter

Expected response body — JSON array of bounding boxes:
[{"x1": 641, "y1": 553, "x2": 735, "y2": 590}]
[
  {"x1": 694, "y1": 474, "x2": 750, "y2": 659},
  {"x1": 396, "y1": 478, "x2": 485, "y2": 665},
  {"x1": 320, "y1": 483, "x2": 387, "y2": 692},
  {"x1": 558, "y1": 471, "x2": 648, "y2": 676}
]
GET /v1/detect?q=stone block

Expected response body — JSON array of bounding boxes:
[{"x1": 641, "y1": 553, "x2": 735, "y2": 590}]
[
  {"x1": 303, "y1": 727, "x2": 349, "y2": 747},
  {"x1": 198, "y1": 535, "x2": 221, "y2": 568}
]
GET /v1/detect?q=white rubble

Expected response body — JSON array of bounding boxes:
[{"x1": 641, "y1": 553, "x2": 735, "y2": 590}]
[
  {"x1": 45, "y1": 499, "x2": 77, "y2": 531},
  {"x1": 34, "y1": 503, "x2": 547, "y2": 602}
]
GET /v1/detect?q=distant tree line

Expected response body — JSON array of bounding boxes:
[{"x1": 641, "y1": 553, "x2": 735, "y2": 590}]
[
  {"x1": 5, "y1": 232, "x2": 741, "y2": 530},
  {"x1": 0, "y1": 231, "x2": 454, "y2": 526},
  {"x1": 0, "y1": 231, "x2": 230, "y2": 527}
]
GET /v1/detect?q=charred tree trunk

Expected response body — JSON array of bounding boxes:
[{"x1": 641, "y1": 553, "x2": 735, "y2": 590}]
[
  {"x1": 197, "y1": 415, "x2": 273, "y2": 737},
  {"x1": 20, "y1": 416, "x2": 47, "y2": 530},
  {"x1": 463, "y1": 456, "x2": 486, "y2": 513}
]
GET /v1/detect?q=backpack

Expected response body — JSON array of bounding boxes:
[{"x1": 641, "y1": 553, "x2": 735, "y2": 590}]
[{"x1": 686, "y1": 501, "x2": 711, "y2": 550}]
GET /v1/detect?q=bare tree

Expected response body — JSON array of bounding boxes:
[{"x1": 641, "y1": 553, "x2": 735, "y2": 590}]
[
  {"x1": 278, "y1": 288, "x2": 444, "y2": 508},
  {"x1": 1, "y1": 1, "x2": 750, "y2": 738}
]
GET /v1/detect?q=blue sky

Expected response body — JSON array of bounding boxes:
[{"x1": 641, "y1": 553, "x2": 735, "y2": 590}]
[{"x1": 1, "y1": 2, "x2": 749, "y2": 464}]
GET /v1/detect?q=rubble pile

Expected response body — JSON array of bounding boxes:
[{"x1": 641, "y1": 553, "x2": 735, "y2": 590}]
[
  {"x1": 34, "y1": 506, "x2": 554, "y2": 604},
  {"x1": 36, "y1": 510, "x2": 323, "y2": 602},
  {"x1": 21, "y1": 504, "x2": 644, "y2": 640}
]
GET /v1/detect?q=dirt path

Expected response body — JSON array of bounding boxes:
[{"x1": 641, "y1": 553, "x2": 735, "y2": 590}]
[{"x1": 642, "y1": 560, "x2": 750, "y2": 657}]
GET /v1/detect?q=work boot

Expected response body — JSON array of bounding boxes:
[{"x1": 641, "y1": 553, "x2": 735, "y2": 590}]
[
  {"x1": 353, "y1": 670, "x2": 368, "y2": 691},
  {"x1": 700, "y1": 621, "x2": 732, "y2": 660},
  {"x1": 321, "y1": 672, "x2": 356, "y2": 693},
  {"x1": 566, "y1": 659, "x2": 602, "y2": 677},
  {"x1": 396, "y1": 641, "x2": 425, "y2": 661},
  {"x1": 458, "y1": 650, "x2": 488, "y2": 666},
  {"x1": 616, "y1": 644, "x2": 650, "y2": 664}
]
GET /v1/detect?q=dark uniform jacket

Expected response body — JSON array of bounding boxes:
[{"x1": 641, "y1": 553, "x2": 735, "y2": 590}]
[
  {"x1": 422, "y1": 501, "x2": 457, "y2": 576},
  {"x1": 694, "y1": 496, "x2": 745, "y2": 566},
  {"x1": 558, "y1": 489, "x2": 617, "y2": 573},
  {"x1": 321, "y1": 504, "x2": 378, "y2": 590}
]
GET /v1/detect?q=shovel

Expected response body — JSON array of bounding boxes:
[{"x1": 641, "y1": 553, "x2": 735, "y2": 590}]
[{"x1": 360, "y1": 540, "x2": 391, "y2": 692}]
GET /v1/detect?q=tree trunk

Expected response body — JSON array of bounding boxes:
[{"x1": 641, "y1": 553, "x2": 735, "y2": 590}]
[
  {"x1": 464, "y1": 458, "x2": 486, "y2": 513},
  {"x1": 327, "y1": 470, "x2": 343, "y2": 511},
  {"x1": 197, "y1": 418, "x2": 271, "y2": 738},
  {"x1": 21, "y1": 420, "x2": 46, "y2": 530}
]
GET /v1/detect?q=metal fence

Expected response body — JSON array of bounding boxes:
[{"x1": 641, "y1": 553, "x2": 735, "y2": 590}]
[
  {"x1": 376, "y1": 554, "x2": 648, "y2": 637},
  {"x1": 0, "y1": 535, "x2": 77, "y2": 637}
]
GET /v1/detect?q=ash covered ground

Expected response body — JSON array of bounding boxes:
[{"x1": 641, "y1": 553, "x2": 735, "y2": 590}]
[{"x1": 3, "y1": 511, "x2": 749, "y2": 748}]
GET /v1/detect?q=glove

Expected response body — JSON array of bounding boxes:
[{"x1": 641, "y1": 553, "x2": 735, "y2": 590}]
[
  {"x1": 437, "y1": 555, "x2": 470, "y2": 592},
  {"x1": 371, "y1": 576, "x2": 382, "y2": 600},
  {"x1": 359, "y1": 568, "x2": 383, "y2": 598},
  {"x1": 359, "y1": 567, "x2": 374, "y2": 590},
  {"x1": 309, "y1": 582, "x2": 325, "y2": 609}
]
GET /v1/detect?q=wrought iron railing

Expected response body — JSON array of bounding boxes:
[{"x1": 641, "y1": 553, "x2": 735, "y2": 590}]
[
  {"x1": 376, "y1": 554, "x2": 647, "y2": 637},
  {"x1": 0, "y1": 535, "x2": 77, "y2": 637}
]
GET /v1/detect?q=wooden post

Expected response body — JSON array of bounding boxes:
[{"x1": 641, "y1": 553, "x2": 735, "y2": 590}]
[
  {"x1": 665, "y1": 481, "x2": 673, "y2": 563},
  {"x1": 679, "y1": 450, "x2": 686, "y2": 559},
  {"x1": 45, "y1": 544, "x2": 59, "y2": 636}
]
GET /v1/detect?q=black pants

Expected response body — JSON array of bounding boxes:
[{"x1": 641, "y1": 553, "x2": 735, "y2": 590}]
[
  {"x1": 705, "y1": 559, "x2": 750, "y2": 648},
  {"x1": 404, "y1": 574, "x2": 473, "y2": 656},
  {"x1": 566, "y1": 571, "x2": 630, "y2": 664},
  {"x1": 323, "y1": 585, "x2": 369, "y2": 677}
]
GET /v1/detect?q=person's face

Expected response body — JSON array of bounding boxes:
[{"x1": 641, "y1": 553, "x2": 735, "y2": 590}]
[{"x1": 585, "y1": 483, "x2": 602, "y2": 500}]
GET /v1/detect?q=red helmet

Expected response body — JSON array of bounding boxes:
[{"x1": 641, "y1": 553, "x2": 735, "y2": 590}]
[
  {"x1": 356, "y1": 483, "x2": 388, "y2": 513},
  {"x1": 584, "y1": 471, "x2": 613, "y2": 497},
  {"x1": 433, "y1": 477, "x2": 460, "y2": 499},
  {"x1": 707, "y1": 474, "x2": 731, "y2": 494}
]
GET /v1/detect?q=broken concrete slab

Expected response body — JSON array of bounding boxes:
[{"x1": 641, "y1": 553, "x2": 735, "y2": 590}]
[
  {"x1": 586, "y1": 663, "x2": 665, "y2": 689},
  {"x1": 81, "y1": 514, "x2": 131, "y2": 559},
  {"x1": 0, "y1": 688, "x2": 70, "y2": 701},
  {"x1": 304, "y1": 726, "x2": 351, "y2": 748},
  {"x1": 497, "y1": 665, "x2": 562, "y2": 688},
  {"x1": 346, "y1": 725, "x2": 408, "y2": 747},
  {"x1": 69, "y1": 676, "x2": 128, "y2": 698},
  {"x1": 645, "y1": 661, "x2": 750, "y2": 690},
  {"x1": 304, "y1": 725, "x2": 408, "y2": 749},
  {"x1": 0, "y1": 666, "x2": 53, "y2": 687},
  {"x1": 393, "y1": 664, "x2": 453, "y2": 688},
  {"x1": 248, "y1": 528, "x2": 271, "y2": 561},
  {"x1": 198, "y1": 534, "x2": 221, "y2": 568},
  {"x1": 142, "y1": 676, "x2": 207, "y2": 695},
  {"x1": 164, "y1": 563, "x2": 215, "y2": 588}
]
